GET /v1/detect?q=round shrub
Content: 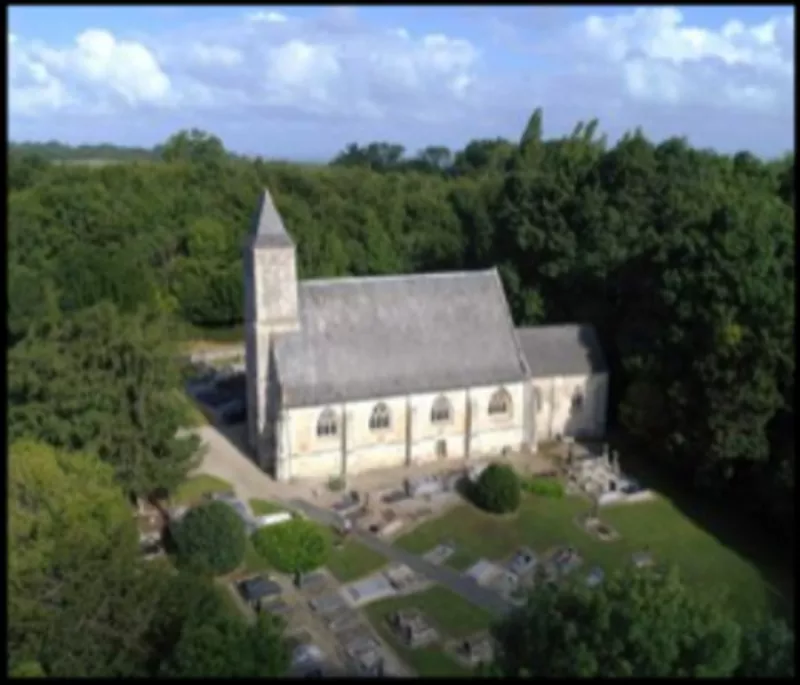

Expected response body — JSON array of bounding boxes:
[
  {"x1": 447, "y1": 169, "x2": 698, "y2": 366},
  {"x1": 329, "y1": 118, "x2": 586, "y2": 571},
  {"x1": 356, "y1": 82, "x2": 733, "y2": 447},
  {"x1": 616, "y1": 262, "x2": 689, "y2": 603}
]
[
  {"x1": 251, "y1": 518, "x2": 329, "y2": 575},
  {"x1": 172, "y1": 501, "x2": 246, "y2": 576},
  {"x1": 472, "y1": 463, "x2": 521, "y2": 514}
]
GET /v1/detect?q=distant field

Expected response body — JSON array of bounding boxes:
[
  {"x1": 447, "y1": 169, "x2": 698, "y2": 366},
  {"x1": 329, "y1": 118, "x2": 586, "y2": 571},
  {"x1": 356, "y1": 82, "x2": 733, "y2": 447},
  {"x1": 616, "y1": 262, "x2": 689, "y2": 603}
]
[{"x1": 51, "y1": 158, "x2": 162, "y2": 167}]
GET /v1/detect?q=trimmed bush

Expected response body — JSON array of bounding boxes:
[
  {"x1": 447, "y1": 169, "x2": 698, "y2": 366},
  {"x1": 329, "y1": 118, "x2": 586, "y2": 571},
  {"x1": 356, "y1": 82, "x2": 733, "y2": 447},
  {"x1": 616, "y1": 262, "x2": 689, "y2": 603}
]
[
  {"x1": 471, "y1": 463, "x2": 521, "y2": 514},
  {"x1": 251, "y1": 519, "x2": 329, "y2": 575},
  {"x1": 327, "y1": 476, "x2": 345, "y2": 492},
  {"x1": 171, "y1": 501, "x2": 246, "y2": 576},
  {"x1": 521, "y1": 476, "x2": 565, "y2": 499}
]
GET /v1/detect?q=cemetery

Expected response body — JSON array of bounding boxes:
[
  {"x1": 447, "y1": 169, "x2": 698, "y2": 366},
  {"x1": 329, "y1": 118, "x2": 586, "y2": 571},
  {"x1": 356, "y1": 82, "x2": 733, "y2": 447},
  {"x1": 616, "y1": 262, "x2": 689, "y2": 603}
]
[
  {"x1": 563, "y1": 443, "x2": 654, "y2": 507},
  {"x1": 461, "y1": 546, "x2": 544, "y2": 602},
  {"x1": 387, "y1": 609, "x2": 440, "y2": 648},
  {"x1": 286, "y1": 631, "x2": 330, "y2": 678},
  {"x1": 325, "y1": 607, "x2": 362, "y2": 634},
  {"x1": 363, "y1": 587, "x2": 495, "y2": 677},
  {"x1": 576, "y1": 511, "x2": 621, "y2": 542},
  {"x1": 422, "y1": 541, "x2": 456, "y2": 566},
  {"x1": 546, "y1": 545, "x2": 584, "y2": 578},
  {"x1": 446, "y1": 632, "x2": 495, "y2": 669},
  {"x1": 326, "y1": 464, "x2": 481, "y2": 541},
  {"x1": 341, "y1": 574, "x2": 397, "y2": 607},
  {"x1": 340, "y1": 563, "x2": 428, "y2": 608},
  {"x1": 585, "y1": 566, "x2": 605, "y2": 587},
  {"x1": 236, "y1": 574, "x2": 283, "y2": 611},
  {"x1": 394, "y1": 449, "x2": 780, "y2": 624}
]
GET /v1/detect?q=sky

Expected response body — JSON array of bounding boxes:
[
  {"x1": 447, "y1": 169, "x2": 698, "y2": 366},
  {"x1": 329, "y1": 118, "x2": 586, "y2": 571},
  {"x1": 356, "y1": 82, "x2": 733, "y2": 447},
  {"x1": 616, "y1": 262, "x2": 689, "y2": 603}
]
[{"x1": 8, "y1": 5, "x2": 795, "y2": 160}]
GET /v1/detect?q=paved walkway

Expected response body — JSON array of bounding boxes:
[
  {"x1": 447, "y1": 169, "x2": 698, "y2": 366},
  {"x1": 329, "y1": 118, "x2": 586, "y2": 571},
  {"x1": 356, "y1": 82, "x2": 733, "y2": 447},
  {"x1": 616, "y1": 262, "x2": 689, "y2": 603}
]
[
  {"x1": 289, "y1": 499, "x2": 512, "y2": 618},
  {"x1": 190, "y1": 425, "x2": 514, "y2": 619}
]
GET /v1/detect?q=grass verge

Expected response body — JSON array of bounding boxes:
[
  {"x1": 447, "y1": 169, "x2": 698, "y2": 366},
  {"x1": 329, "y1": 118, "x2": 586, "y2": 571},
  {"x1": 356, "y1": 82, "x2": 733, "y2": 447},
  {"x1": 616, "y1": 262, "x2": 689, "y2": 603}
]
[
  {"x1": 172, "y1": 474, "x2": 234, "y2": 507},
  {"x1": 325, "y1": 538, "x2": 387, "y2": 582}
]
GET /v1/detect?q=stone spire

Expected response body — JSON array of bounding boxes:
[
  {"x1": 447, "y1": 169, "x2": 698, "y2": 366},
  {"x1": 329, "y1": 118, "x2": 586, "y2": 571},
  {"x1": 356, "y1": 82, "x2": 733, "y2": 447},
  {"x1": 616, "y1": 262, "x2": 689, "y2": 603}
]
[{"x1": 251, "y1": 189, "x2": 294, "y2": 248}]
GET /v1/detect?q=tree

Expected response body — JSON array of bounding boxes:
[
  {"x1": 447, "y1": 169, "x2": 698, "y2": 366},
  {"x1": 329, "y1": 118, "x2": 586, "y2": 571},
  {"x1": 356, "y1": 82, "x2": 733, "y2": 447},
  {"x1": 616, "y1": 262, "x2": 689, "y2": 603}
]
[
  {"x1": 9, "y1": 661, "x2": 47, "y2": 678},
  {"x1": 171, "y1": 501, "x2": 247, "y2": 576},
  {"x1": 736, "y1": 616, "x2": 795, "y2": 677},
  {"x1": 143, "y1": 570, "x2": 289, "y2": 676},
  {"x1": 8, "y1": 151, "x2": 50, "y2": 192},
  {"x1": 8, "y1": 439, "x2": 165, "y2": 677},
  {"x1": 251, "y1": 519, "x2": 329, "y2": 576},
  {"x1": 8, "y1": 302, "x2": 201, "y2": 498},
  {"x1": 519, "y1": 107, "x2": 543, "y2": 150},
  {"x1": 159, "y1": 128, "x2": 227, "y2": 166},
  {"x1": 491, "y1": 567, "x2": 742, "y2": 677},
  {"x1": 471, "y1": 464, "x2": 521, "y2": 514},
  {"x1": 160, "y1": 611, "x2": 289, "y2": 677}
]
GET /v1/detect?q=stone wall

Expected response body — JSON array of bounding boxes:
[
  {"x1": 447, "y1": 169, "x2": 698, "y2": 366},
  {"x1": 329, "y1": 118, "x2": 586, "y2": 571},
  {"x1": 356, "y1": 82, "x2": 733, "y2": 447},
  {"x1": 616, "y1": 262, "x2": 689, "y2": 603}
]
[
  {"x1": 531, "y1": 372, "x2": 608, "y2": 441},
  {"x1": 283, "y1": 382, "x2": 527, "y2": 481},
  {"x1": 246, "y1": 241, "x2": 299, "y2": 477}
]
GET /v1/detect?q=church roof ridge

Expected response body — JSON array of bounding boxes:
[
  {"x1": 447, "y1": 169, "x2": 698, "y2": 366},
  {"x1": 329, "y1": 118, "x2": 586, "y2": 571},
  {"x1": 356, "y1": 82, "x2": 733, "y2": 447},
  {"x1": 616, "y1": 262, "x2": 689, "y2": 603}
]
[{"x1": 301, "y1": 268, "x2": 497, "y2": 288}]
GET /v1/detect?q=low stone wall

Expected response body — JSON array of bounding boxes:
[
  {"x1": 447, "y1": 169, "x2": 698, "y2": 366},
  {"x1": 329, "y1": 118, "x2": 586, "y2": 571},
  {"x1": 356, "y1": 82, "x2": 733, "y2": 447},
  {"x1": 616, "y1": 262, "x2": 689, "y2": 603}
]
[
  {"x1": 189, "y1": 346, "x2": 245, "y2": 364},
  {"x1": 598, "y1": 489, "x2": 655, "y2": 507}
]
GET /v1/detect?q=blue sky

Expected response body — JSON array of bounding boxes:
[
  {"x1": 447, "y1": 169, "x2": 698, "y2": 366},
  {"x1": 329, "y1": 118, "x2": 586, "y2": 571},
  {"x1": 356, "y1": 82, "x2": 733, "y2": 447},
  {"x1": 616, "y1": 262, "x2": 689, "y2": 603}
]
[{"x1": 9, "y1": 5, "x2": 795, "y2": 159}]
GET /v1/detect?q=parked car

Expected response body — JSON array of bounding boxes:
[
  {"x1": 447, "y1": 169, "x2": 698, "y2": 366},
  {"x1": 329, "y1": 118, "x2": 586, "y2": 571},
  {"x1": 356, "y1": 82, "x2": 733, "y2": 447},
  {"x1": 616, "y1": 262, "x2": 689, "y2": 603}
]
[{"x1": 222, "y1": 405, "x2": 247, "y2": 424}]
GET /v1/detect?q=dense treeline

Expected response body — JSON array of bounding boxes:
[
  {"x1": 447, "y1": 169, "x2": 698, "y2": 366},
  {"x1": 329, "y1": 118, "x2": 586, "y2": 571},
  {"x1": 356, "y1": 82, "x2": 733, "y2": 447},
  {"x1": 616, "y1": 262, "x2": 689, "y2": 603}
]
[
  {"x1": 9, "y1": 140, "x2": 159, "y2": 162},
  {"x1": 7, "y1": 109, "x2": 794, "y2": 675}
]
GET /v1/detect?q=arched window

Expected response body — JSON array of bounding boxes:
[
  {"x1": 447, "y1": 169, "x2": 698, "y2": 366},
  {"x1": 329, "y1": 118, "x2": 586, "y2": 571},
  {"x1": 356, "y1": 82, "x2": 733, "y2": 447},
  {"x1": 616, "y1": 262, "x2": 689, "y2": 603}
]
[
  {"x1": 430, "y1": 395, "x2": 453, "y2": 424},
  {"x1": 571, "y1": 387, "x2": 585, "y2": 412},
  {"x1": 488, "y1": 388, "x2": 512, "y2": 418},
  {"x1": 316, "y1": 408, "x2": 338, "y2": 438},
  {"x1": 369, "y1": 402, "x2": 391, "y2": 431},
  {"x1": 533, "y1": 387, "x2": 543, "y2": 413}
]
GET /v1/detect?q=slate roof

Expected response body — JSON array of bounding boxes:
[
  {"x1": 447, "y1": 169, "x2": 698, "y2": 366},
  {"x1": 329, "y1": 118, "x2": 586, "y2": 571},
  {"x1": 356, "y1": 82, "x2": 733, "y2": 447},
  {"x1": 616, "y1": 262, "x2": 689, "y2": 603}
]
[
  {"x1": 515, "y1": 325, "x2": 607, "y2": 378},
  {"x1": 250, "y1": 189, "x2": 294, "y2": 248},
  {"x1": 273, "y1": 269, "x2": 529, "y2": 408}
]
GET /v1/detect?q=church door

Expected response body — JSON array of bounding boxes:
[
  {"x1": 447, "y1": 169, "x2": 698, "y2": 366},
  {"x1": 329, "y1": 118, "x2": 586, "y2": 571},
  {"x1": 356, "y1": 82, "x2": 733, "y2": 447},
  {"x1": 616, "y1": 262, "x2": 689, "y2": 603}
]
[{"x1": 436, "y1": 440, "x2": 447, "y2": 459}]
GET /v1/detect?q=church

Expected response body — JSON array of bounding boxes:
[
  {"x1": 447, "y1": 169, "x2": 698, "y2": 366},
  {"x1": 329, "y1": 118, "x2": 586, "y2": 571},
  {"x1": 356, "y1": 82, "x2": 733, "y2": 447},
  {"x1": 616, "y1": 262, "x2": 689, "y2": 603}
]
[{"x1": 244, "y1": 190, "x2": 609, "y2": 482}]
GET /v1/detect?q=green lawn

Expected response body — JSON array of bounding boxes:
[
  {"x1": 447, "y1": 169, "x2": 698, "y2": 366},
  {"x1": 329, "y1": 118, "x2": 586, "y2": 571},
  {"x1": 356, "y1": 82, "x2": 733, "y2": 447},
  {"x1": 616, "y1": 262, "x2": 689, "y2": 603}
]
[
  {"x1": 172, "y1": 474, "x2": 234, "y2": 506},
  {"x1": 216, "y1": 581, "x2": 250, "y2": 621},
  {"x1": 248, "y1": 498, "x2": 289, "y2": 516},
  {"x1": 363, "y1": 587, "x2": 494, "y2": 677},
  {"x1": 397, "y1": 493, "x2": 785, "y2": 622},
  {"x1": 242, "y1": 539, "x2": 272, "y2": 575},
  {"x1": 325, "y1": 538, "x2": 387, "y2": 582}
]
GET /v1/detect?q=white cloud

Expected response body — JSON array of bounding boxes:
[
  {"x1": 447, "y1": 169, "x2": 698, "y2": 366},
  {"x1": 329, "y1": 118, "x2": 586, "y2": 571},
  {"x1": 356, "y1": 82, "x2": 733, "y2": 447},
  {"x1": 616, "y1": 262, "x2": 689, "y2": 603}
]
[
  {"x1": 570, "y1": 8, "x2": 793, "y2": 110},
  {"x1": 247, "y1": 10, "x2": 288, "y2": 24},
  {"x1": 7, "y1": 7, "x2": 794, "y2": 157},
  {"x1": 9, "y1": 29, "x2": 172, "y2": 115},
  {"x1": 189, "y1": 43, "x2": 243, "y2": 67},
  {"x1": 264, "y1": 40, "x2": 341, "y2": 106}
]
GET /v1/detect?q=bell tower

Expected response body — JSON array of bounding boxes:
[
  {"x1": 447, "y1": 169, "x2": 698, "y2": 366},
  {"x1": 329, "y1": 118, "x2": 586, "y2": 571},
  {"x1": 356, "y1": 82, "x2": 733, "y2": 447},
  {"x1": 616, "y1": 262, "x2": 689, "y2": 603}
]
[{"x1": 243, "y1": 189, "x2": 299, "y2": 477}]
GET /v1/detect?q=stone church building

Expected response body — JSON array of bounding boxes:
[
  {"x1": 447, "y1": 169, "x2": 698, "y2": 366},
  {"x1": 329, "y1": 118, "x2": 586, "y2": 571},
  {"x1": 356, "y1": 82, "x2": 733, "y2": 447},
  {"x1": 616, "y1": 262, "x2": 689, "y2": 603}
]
[{"x1": 244, "y1": 190, "x2": 609, "y2": 482}]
